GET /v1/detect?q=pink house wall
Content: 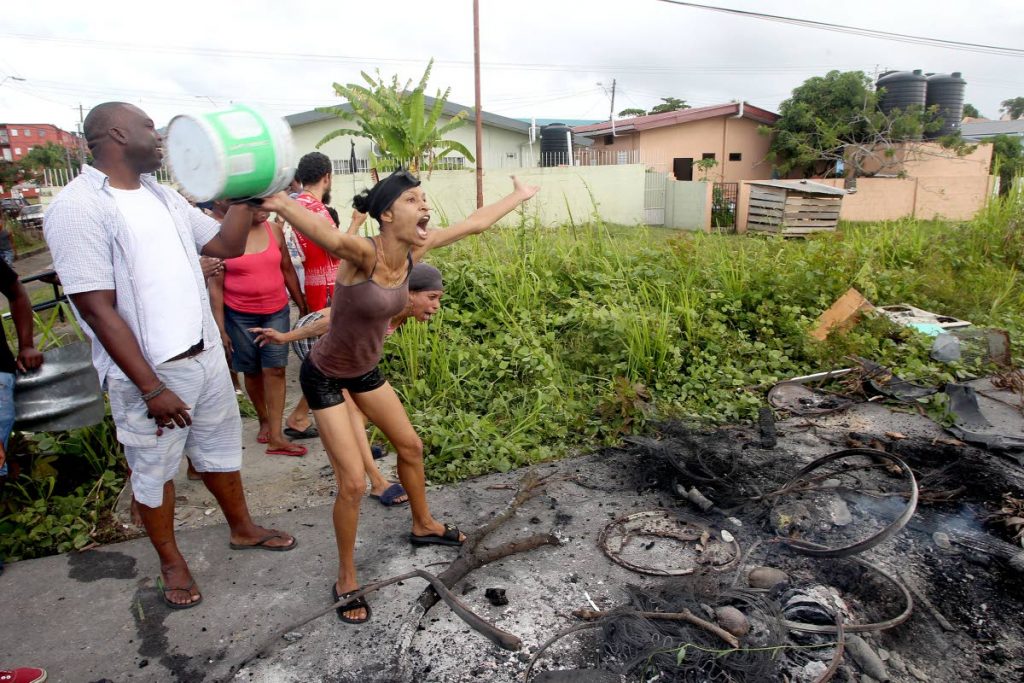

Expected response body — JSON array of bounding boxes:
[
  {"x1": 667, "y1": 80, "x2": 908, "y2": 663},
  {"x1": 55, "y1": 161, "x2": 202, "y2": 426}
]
[{"x1": 595, "y1": 116, "x2": 775, "y2": 182}]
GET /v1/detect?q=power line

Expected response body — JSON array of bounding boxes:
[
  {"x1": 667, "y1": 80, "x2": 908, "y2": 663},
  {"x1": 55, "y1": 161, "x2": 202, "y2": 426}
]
[
  {"x1": 655, "y1": 1, "x2": 1024, "y2": 58},
  {"x1": 0, "y1": 32, "x2": 905, "y2": 75}
]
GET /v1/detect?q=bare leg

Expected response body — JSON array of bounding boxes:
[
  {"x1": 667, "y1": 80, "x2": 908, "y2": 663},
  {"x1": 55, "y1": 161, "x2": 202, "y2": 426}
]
[
  {"x1": 344, "y1": 391, "x2": 406, "y2": 502},
  {"x1": 263, "y1": 367, "x2": 302, "y2": 453},
  {"x1": 313, "y1": 402, "x2": 370, "y2": 621},
  {"x1": 200, "y1": 470, "x2": 295, "y2": 548},
  {"x1": 135, "y1": 480, "x2": 200, "y2": 607},
  {"x1": 286, "y1": 396, "x2": 313, "y2": 433},
  {"x1": 351, "y1": 383, "x2": 463, "y2": 540},
  {"x1": 243, "y1": 371, "x2": 271, "y2": 442}
]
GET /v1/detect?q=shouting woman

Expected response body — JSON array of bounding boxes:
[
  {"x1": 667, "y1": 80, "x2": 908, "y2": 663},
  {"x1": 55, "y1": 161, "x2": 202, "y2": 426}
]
[{"x1": 262, "y1": 171, "x2": 538, "y2": 624}]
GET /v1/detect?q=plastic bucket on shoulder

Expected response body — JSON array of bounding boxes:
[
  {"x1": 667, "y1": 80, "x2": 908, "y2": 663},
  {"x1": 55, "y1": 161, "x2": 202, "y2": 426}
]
[
  {"x1": 14, "y1": 342, "x2": 105, "y2": 433},
  {"x1": 166, "y1": 104, "x2": 296, "y2": 203}
]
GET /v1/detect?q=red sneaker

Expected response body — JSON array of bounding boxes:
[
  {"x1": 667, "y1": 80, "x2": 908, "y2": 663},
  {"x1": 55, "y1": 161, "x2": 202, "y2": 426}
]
[{"x1": 0, "y1": 668, "x2": 47, "y2": 683}]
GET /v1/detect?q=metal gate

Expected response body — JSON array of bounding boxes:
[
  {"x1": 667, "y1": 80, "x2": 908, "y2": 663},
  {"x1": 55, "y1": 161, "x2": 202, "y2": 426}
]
[
  {"x1": 712, "y1": 182, "x2": 738, "y2": 233},
  {"x1": 644, "y1": 171, "x2": 668, "y2": 226}
]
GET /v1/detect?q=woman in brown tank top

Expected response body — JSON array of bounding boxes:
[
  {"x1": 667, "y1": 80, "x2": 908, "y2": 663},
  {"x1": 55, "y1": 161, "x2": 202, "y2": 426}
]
[{"x1": 263, "y1": 171, "x2": 539, "y2": 624}]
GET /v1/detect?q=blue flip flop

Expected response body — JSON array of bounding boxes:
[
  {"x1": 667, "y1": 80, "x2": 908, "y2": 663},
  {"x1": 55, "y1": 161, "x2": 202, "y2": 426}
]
[{"x1": 369, "y1": 482, "x2": 408, "y2": 507}]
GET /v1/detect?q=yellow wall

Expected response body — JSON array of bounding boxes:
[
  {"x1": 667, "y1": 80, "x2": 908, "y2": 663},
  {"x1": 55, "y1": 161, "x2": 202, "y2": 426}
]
[{"x1": 325, "y1": 165, "x2": 646, "y2": 228}]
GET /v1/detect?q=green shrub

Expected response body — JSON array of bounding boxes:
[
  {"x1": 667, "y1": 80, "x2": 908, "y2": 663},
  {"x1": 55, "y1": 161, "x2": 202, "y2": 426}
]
[{"x1": 382, "y1": 192, "x2": 1024, "y2": 482}]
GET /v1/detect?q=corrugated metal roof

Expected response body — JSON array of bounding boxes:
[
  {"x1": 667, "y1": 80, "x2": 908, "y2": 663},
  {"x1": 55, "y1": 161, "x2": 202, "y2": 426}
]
[
  {"x1": 285, "y1": 95, "x2": 530, "y2": 135},
  {"x1": 748, "y1": 179, "x2": 847, "y2": 196},
  {"x1": 960, "y1": 120, "x2": 1024, "y2": 139}
]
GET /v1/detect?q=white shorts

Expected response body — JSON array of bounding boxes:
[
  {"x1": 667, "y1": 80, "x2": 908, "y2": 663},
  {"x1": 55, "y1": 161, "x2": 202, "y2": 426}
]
[{"x1": 107, "y1": 347, "x2": 242, "y2": 507}]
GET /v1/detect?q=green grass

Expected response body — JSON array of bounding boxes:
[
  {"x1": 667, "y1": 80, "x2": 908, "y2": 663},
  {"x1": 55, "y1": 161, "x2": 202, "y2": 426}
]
[{"x1": 381, "y1": 190, "x2": 1024, "y2": 482}]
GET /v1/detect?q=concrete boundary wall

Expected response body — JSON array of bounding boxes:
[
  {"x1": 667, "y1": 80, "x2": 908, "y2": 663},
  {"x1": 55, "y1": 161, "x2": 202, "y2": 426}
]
[
  {"x1": 414, "y1": 164, "x2": 645, "y2": 227},
  {"x1": 664, "y1": 180, "x2": 713, "y2": 231},
  {"x1": 737, "y1": 175, "x2": 997, "y2": 230}
]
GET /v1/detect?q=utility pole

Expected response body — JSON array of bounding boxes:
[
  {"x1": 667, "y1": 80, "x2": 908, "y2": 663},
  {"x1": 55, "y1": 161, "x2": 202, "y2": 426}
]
[
  {"x1": 473, "y1": 0, "x2": 484, "y2": 208},
  {"x1": 76, "y1": 103, "x2": 87, "y2": 170},
  {"x1": 609, "y1": 78, "x2": 617, "y2": 137}
]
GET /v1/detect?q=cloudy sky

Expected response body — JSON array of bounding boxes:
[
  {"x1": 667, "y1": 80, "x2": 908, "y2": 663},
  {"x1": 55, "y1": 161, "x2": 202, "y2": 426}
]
[{"x1": 1, "y1": 0, "x2": 1021, "y2": 132}]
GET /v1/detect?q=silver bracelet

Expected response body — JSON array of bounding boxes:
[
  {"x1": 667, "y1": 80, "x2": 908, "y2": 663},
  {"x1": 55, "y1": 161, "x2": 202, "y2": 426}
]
[{"x1": 141, "y1": 382, "x2": 167, "y2": 401}]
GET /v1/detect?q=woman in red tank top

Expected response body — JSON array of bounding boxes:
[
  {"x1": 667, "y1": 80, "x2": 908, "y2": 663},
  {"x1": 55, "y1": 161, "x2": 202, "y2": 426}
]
[
  {"x1": 265, "y1": 172, "x2": 539, "y2": 625},
  {"x1": 209, "y1": 209, "x2": 307, "y2": 456}
]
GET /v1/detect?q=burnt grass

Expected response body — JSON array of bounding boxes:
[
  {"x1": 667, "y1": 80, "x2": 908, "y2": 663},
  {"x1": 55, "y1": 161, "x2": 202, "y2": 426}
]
[{"x1": 616, "y1": 420, "x2": 1024, "y2": 682}]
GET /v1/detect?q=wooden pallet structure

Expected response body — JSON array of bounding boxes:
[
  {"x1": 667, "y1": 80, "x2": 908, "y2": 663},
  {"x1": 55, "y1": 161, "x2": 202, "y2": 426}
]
[{"x1": 746, "y1": 179, "x2": 847, "y2": 237}]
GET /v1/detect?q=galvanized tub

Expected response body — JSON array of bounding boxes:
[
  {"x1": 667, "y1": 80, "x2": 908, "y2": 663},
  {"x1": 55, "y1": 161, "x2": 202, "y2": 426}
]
[{"x1": 14, "y1": 342, "x2": 105, "y2": 432}]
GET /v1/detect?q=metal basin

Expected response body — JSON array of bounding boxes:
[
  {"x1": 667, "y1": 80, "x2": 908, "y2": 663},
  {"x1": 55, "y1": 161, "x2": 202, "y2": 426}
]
[{"x1": 14, "y1": 342, "x2": 105, "y2": 432}]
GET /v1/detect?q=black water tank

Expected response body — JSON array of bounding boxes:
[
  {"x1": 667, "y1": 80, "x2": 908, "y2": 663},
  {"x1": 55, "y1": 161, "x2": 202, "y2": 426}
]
[
  {"x1": 540, "y1": 123, "x2": 572, "y2": 167},
  {"x1": 926, "y1": 72, "x2": 966, "y2": 138},
  {"x1": 876, "y1": 69, "x2": 928, "y2": 117}
]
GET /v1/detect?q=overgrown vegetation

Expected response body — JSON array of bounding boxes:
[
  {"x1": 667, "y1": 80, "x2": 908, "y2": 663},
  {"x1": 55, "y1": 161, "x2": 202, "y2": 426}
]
[
  {"x1": 0, "y1": 304, "x2": 130, "y2": 561},
  {"x1": 4, "y1": 192, "x2": 1024, "y2": 558},
  {"x1": 383, "y1": 191, "x2": 1024, "y2": 482}
]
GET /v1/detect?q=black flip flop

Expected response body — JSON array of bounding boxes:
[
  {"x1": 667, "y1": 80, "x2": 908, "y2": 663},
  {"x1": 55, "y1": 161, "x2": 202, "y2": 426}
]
[
  {"x1": 369, "y1": 482, "x2": 409, "y2": 507},
  {"x1": 158, "y1": 576, "x2": 203, "y2": 610},
  {"x1": 229, "y1": 532, "x2": 298, "y2": 551},
  {"x1": 284, "y1": 425, "x2": 319, "y2": 439},
  {"x1": 332, "y1": 583, "x2": 372, "y2": 624},
  {"x1": 409, "y1": 522, "x2": 464, "y2": 547}
]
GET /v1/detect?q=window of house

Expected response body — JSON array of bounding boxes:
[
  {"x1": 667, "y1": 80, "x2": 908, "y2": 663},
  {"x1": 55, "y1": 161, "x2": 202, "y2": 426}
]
[
  {"x1": 604, "y1": 135, "x2": 614, "y2": 146},
  {"x1": 331, "y1": 158, "x2": 370, "y2": 175},
  {"x1": 10, "y1": 129, "x2": 17, "y2": 137},
  {"x1": 702, "y1": 153, "x2": 716, "y2": 160},
  {"x1": 434, "y1": 156, "x2": 465, "y2": 170},
  {"x1": 729, "y1": 152, "x2": 742, "y2": 161},
  {"x1": 14, "y1": 147, "x2": 21, "y2": 155},
  {"x1": 617, "y1": 151, "x2": 629, "y2": 165},
  {"x1": 39, "y1": 129, "x2": 47, "y2": 138},
  {"x1": 23, "y1": 129, "x2": 31, "y2": 137}
]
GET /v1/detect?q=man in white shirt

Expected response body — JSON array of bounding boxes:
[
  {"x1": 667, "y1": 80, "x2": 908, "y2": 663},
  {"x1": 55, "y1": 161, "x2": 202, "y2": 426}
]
[{"x1": 44, "y1": 102, "x2": 296, "y2": 610}]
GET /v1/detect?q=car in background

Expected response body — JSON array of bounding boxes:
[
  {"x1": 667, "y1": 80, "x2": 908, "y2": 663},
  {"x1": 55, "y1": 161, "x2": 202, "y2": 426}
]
[
  {"x1": 17, "y1": 204, "x2": 45, "y2": 230},
  {"x1": 1, "y1": 197, "x2": 28, "y2": 219}
]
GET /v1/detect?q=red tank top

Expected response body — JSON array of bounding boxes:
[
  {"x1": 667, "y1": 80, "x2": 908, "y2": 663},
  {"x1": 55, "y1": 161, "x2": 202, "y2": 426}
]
[
  {"x1": 223, "y1": 222, "x2": 288, "y2": 314},
  {"x1": 309, "y1": 239, "x2": 411, "y2": 378}
]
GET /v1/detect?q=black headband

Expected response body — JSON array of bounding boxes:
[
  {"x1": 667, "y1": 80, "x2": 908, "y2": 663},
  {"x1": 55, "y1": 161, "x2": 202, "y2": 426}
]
[
  {"x1": 409, "y1": 263, "x2": 443, "y2": 292},
  {"x1": 354, "y1": 169, "x2": 421, "y2": 220}
]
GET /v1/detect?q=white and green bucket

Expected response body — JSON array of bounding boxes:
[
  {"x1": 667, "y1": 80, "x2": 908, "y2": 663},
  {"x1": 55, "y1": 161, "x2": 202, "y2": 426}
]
[{"x1": 166, "y1": 104, "x2": 296, "y2": 202}]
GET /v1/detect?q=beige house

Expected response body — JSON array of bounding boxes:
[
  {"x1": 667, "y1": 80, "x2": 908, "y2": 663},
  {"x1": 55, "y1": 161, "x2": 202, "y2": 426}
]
[
  {"x1": 572, "y1": 102, "x2": 780, "y2": 182},
  {"x1": 285, "y1": 96, "x2": 532, "y2": 173}
]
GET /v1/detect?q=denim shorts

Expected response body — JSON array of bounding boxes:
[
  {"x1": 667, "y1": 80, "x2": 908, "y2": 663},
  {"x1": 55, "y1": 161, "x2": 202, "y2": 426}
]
[
  {"x1": 224, "y1": 304, "x2": 290, "y2": 374},
  {"x1": 298, "y1": 356, "x2": 386, "y2": 410},
  {"x1": 0, "y1": 372, "x2": 14, "y2": 476}
]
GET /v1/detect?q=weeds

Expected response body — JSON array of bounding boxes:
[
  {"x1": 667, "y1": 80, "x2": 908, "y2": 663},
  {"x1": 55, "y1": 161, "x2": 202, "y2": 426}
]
[{"x1": 385, "y1": 192, "x2": 1024, "y2": 482}]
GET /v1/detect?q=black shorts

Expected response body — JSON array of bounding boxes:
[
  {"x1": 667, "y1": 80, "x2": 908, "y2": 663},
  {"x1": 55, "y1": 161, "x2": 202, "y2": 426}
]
[{"x1": 299, "y1": 356, "x2": 387, "y2": 410}]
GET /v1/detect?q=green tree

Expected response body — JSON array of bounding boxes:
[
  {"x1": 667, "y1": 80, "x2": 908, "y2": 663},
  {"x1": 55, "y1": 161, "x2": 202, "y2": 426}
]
[
  {"x1": 0, "y1": 160, "x2": 22, "y2": 189},
  {"x1": 991, "y1": 134, "x2": 1024, "y2": 196},
  {"x1": 1001, "y1": 97, "x2": 1024, "y2": 120},
  {"x1": 648, "y1": 97, "x2": 689, "y2": 115},
  {"x1": 617, "y1": 107, "x2": 646, "y2": 118},
  {"x1": 18, "y1": 142, "x2": 69, "y2": 173},
  {"x1": 316, "y1": 59, "x2": 474, "y2": 176},
  {"x1": 962, "y1": 103, "x2": 981, "y2": 119},
  {"x1": 763, "y1": 70, "x2": 941, "y2": 178}
]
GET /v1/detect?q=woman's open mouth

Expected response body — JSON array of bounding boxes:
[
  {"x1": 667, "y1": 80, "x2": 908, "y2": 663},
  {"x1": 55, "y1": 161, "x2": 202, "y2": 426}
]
[{"x1": 416, "y1": 215, "x2": 430, "y2": 239}]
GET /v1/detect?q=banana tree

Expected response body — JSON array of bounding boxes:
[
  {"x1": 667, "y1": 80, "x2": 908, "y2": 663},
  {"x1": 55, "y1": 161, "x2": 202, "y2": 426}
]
[{"x1": 316, "y1": 59, "x2": 475, "y2": 177}]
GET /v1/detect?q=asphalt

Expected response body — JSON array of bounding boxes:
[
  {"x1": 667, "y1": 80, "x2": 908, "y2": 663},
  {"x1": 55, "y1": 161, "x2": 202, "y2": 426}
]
[{"x1": 0, "y1": 394, "x2": 980, "y2": 683}]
